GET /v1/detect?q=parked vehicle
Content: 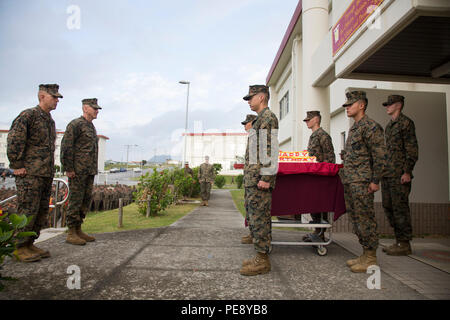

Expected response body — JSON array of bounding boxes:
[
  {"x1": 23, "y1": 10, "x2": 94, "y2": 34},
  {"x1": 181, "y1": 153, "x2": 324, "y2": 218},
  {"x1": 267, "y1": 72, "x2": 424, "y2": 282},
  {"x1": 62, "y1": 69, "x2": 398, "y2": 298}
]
[
  {"x1": 109, "y1": 168, "x2": 120, "y2": 173},
  {"x1": 0, "y1": 168, "x2": 14, "y2": 178},
  {"x1": 133, "y1": 168, "x2": 142, "y2": 173},
  {"x1": 119, "y1": 168, "x2": 127, "y2": 172}
]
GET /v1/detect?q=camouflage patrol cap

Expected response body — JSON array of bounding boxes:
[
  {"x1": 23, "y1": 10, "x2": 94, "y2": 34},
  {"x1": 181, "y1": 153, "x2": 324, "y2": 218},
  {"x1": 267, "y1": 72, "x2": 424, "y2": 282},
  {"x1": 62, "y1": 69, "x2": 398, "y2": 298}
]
[
  {"x1": 243, "y1": 85, "x2": 270, "y2": 101},
  {"x1": 342, "y1": 90, "x2": 367, "y2": 107},
  {"x1": 39, "y1": 84, "x2": 63, "y2": 98},
  {"x1": 382, "y1": 95, "x2": 405, "y2": 106},
  {"x1": 241, "y1": 114, "x2": 257, "y2": 125},
  {"x1": 303, "y1": 111, "x2": 321, "y2": 122},
  {"x1": 82, "y1": 98, "x2": 102, "y2": 109}
]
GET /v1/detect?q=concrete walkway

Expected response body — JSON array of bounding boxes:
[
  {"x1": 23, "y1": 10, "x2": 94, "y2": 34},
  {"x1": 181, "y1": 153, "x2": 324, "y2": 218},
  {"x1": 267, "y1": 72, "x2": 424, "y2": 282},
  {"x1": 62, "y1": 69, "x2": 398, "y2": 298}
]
[{"x1": 0, "y1": 189, "x2": 445, "y2": 300}]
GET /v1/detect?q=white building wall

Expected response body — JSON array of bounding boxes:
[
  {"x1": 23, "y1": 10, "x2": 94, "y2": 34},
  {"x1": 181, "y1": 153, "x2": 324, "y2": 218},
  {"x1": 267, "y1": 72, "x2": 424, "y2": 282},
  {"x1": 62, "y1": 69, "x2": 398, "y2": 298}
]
[
  {"x1": 184, "y1": 133, "x2": 248, "y2": 175},
  {"x1": 277, "y1": 64, "x2": 293, "y2": 151},
  {"x1": 269, "y1": 0, "x2": 450, "y2": 202},
  {"x1": 0, "y1": 130, "x2": 108, "y2": 173},
  {"x1": 0, "y1": 131, "x2": 7, "y2": 168}
]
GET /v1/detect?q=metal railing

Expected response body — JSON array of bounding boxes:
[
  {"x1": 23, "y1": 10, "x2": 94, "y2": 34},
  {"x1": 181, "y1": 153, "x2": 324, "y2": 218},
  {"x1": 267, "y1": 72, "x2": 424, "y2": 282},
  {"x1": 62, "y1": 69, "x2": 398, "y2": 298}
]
[{"x1": 0, "y1": 178, "x2": 70, "y2": 227}]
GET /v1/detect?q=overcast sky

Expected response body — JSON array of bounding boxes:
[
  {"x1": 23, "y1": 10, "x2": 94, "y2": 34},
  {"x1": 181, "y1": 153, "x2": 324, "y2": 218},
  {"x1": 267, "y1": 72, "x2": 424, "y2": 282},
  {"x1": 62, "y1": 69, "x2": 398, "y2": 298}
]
[{"x1": 0, "y1": 0, "x2": 299, "y2": 162}]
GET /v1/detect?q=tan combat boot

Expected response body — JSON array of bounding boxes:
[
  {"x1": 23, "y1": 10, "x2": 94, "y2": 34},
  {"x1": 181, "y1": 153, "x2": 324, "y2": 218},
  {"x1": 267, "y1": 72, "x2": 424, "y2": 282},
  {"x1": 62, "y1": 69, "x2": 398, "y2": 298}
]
[
  {"x1": 382, "y1": 240, "x2": 398, "y2": 253},
  {"x1": 205, "y1": 201, "x2": 209, "y2": 207},
  {"x1": 241, "y1": 234, "x2": 253, "y2": 244},
  {"x1": 385, "y1": 241, "x2": 412, "y2": 256},
  {"x1": 29, "y1": 242, "x2": 51, "y2": 258},
  {"x1": 346, "y1": 249, "x2": 367, "y2": 267},
  {"x1": 240, "y1": 252, "x2": 271, "y2": 276},
  {"x1": 76, "y1": 225, "x2": 95, "y2": 242},
  {"x1": 13, "y1": 246, "x2": 41, "y2": 263},
  {"x1": 350, "y1": 249, "x2": 377, "y2": 273},
  {"x1": 66, "y1": 227, "x2": 86, "y2": 246}
]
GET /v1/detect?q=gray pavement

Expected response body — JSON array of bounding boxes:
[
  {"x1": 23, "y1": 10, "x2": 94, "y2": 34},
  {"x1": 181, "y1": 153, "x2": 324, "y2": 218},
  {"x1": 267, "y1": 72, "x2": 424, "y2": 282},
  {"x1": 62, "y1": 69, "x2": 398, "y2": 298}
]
[{"x1": 0, "y1": 189, "x2": 442, "y2": 300}]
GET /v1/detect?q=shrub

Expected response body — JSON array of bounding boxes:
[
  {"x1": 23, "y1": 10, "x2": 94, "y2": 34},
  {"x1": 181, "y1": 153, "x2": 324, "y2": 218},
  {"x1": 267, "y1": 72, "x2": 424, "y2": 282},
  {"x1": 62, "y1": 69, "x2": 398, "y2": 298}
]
[
  {"x1": 212, "y1": 163, "x2": 222, "y2": 175},
  {"x1": 190, "y1": 167, "x2": 201, "y2": 198},
  {"x1": 236, "y1": 174, "x2": 244, "y2": 189},
  {"x1": 214, "y1": 175, "x2": 226, "y2": 189},
  {"x1": 174, "y1": 175, "x2": 194, "y2": 199},
  {"x1": 134, "y1": 169, "x2": 174, "y2": 216}
]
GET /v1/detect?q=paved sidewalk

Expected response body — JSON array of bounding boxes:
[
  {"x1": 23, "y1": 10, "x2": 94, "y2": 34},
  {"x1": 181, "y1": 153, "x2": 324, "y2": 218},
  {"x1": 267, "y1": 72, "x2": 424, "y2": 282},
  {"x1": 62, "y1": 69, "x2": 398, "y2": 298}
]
[
  {"x1": 0, "y1": 190, "x2": 441, "y2": 300},
  {"x1": 333, "y1": 233, "x2": 450, "y2": 300}
]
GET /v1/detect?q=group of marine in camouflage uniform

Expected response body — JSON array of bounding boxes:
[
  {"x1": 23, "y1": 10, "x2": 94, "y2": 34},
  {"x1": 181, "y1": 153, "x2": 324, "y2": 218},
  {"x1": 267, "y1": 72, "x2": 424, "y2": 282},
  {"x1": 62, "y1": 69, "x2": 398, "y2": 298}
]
[
  {"x1": 238, "y1": 86, "x2": 418, "y2": 276},
  {"x1": 6, "y1": 84, "x2": 106, "y2": 262},
  {"x1": 4, "y1": 83, "x2": 418, "y2": 277}
]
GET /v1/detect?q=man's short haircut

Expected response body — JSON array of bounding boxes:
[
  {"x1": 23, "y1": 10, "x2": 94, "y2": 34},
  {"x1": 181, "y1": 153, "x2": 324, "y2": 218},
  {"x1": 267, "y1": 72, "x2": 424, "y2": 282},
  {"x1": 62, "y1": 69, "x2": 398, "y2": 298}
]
[{"x1": 361, "y1": 98, "x2": 368, "y2": 111}]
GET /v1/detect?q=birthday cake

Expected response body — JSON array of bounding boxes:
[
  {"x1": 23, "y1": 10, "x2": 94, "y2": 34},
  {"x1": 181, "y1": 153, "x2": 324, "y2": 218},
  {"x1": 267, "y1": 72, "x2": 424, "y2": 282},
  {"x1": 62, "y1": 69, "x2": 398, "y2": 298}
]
[{"x1": 278, "y1": 150, "x2": 317, "y2": 163}]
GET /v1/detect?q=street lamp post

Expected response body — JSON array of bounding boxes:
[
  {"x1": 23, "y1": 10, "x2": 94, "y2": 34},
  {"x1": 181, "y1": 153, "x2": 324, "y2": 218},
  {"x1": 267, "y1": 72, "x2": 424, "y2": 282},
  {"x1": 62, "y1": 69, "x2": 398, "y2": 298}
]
[
  {"x1": 179, "y1": 81, "x2": 190, "y2": 168},
  {"x1": 124, "y1": 144, "x2": 138, "y2": 171}
]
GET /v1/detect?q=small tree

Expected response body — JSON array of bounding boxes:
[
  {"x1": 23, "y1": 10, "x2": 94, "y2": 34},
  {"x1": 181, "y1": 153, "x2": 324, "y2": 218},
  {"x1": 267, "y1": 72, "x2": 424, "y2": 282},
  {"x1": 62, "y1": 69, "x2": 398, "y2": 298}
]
[
  {"x1": 214, "y1": 175, "x2": 226, "y2": 189},
  {"x1": 134, "y1": 169, "x2": 174, "y2": 216},
  {"x1": 212, "y1": 163, "x2": 222, "y2": 175},
  {"x1": 236, "y1": 174, "x2": 244, "y2": 189},
  {"x1": 191, "y1": 167, "x2": 201, "y2": 198}
]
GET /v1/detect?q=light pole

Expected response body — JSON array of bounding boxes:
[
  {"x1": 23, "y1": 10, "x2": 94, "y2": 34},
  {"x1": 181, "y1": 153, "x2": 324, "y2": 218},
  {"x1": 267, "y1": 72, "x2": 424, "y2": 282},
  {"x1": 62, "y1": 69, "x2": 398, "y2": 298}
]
[
  {"x1": 124, "y1": 144, "x2": 138, "y2": 171},
  {"x1": 179, "y1": 80, "x2": 190, "y2": 168}
]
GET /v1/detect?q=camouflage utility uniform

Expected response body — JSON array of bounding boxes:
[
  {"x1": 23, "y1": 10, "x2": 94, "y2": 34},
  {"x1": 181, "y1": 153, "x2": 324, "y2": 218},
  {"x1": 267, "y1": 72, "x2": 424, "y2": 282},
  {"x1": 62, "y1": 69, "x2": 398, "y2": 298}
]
[
  {"x1": 7, "y1": 105, "x2": 56, "y2": 247},
  {"x1": 342, "y1": 115, "x2": 386, "y2": 251},
  {"x1": 308, "y1": 127, "x2": 335, "y2": 164},
  {"x1": 198, "y1": 162, "x2": 215, "y2": 202},
  {"x1": 244, "y1": 107, "x2": 279, "y2": 254},
  {"x1": 307, "y1": 124, "x2": 335, "y2": 236},
  {"x1": 242, "y1": 114, "x2": 257, "y2": 227},
  {"x1": 61, "y1": 115, "x2": 99, "y2": 228},
  {"x1": 382, "y1": 110, "x2": 418, "y2": 242}
]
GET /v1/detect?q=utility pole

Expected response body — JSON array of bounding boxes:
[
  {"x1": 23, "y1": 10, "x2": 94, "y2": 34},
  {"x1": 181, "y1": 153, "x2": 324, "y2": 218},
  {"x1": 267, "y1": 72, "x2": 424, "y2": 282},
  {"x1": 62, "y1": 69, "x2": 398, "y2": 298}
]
[{"x1": 124, "y1": 144, "x2": 138, "y2": 171}]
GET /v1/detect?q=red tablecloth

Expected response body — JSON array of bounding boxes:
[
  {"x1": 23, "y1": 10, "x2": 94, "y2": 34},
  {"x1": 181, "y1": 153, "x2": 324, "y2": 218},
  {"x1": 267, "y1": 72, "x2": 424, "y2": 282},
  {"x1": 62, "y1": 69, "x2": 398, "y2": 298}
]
[{"x1": 271, "y1": 162, "x2": 346, "y2": 221}]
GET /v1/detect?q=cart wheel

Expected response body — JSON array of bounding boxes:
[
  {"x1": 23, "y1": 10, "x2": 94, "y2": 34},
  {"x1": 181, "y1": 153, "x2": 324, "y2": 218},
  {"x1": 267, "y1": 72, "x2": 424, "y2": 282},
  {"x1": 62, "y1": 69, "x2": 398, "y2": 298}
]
[{"x1": 317, "y1": 246, "x2": 327, "y2": 256}]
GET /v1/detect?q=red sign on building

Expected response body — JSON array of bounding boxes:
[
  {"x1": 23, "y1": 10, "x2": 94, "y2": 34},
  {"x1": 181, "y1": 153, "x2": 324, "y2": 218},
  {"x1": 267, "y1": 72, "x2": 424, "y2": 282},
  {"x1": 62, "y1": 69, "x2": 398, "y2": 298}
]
[{"x1": 332, "y1": 0, "x2": 384, "y2": 56}]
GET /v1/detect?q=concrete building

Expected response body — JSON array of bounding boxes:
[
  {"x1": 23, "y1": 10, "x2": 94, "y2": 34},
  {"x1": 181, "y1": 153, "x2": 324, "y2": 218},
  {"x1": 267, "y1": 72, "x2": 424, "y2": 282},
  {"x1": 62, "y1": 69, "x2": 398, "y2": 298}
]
[
  {"x1": 183, "y1": 132, "x2": 248, "y2": 175},
  {"x1": 266, "y1": 0, "x2": 450, "y2": 234},
  {"x1": 0, "y1": 129, "x2": 109, "y2": 172}
]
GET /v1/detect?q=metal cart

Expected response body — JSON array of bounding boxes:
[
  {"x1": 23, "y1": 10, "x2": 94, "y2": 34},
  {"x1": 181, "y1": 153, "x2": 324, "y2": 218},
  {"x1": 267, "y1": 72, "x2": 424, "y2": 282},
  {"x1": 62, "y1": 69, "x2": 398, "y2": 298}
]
[{"x1": 271, "y1": 212, "x2": 335, "y2": 256}]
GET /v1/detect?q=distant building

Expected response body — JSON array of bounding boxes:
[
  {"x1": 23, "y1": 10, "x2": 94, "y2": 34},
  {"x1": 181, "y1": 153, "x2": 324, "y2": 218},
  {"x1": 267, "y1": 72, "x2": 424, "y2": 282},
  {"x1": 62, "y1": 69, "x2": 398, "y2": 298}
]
[
  {"x1": 0, "y1": 129, "x2": 109, "y2": 172},
  {"x1": 182, "y1": 132, "x2": 248, "y2": 175},
  {"x1": 167, "y1": 159, "x2": 180, "y2": 166}
]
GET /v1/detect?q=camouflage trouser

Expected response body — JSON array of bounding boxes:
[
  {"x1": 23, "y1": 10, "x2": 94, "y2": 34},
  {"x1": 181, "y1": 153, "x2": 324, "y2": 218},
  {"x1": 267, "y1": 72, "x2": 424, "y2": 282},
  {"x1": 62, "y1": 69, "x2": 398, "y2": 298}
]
[
  {"x1": 15, "y1": 175, "x2": 53, "y2": 247},
  {"x1": 381, "y1": 177, "x2": 413, "y2": 241},
  {"x1": 200, "y1": 182, "x2": 212, "y2": 201},
  {"x1": 247, "y1": 186, "x2": 273, "y2": 254},
  {"x1": 244, "y1": 187, "x2": 249, "y2": 226},
  {"x1": 66, "y1": 175, "x2": 95, "y2": 228},
  {"x1": 94, "y1": 200, "x2": 101, "y2": 212},
  {"x1": 344, "y1": 183, "x2": 379, "y2": 250}
]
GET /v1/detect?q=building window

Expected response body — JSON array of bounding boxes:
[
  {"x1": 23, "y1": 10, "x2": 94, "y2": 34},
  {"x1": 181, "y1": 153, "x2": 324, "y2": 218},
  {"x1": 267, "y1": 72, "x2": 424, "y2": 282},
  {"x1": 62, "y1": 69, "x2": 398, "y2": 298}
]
[{"x1": 279, "y1": 91, "x2": 289, "y2": 120}]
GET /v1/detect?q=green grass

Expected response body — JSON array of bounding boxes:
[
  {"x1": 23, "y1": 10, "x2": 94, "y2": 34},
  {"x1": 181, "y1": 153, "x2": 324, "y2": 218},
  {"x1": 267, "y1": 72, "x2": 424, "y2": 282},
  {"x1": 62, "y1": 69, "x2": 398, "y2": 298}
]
[
  {"x1": 230, "y1": 189, "x2": 246, "y2": 217},
  {"x1": 228, "y1": 189, "x2": 310, "y2": 232},
  {"x1": 82, "y1": 202, "x2": 198, "y2": 234}
]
